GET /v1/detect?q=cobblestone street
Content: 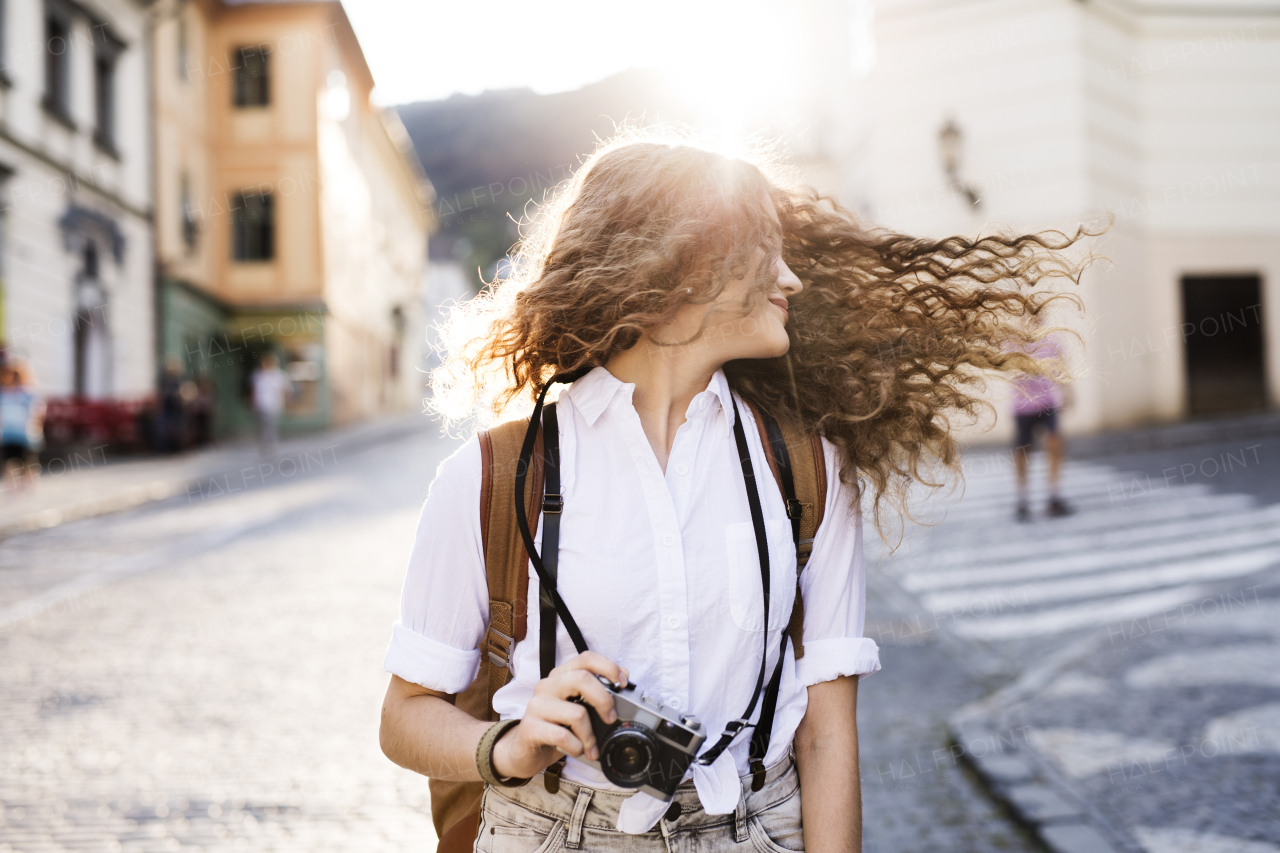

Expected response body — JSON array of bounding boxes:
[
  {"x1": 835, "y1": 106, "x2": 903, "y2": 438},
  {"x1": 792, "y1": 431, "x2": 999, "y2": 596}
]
[
  {"x1": 7, "y1": 419, "x2": 1278, "y2": 853},
  {"x1": 0, "y1": 425, "x2": 1051, "y2": 853},
  {"x1": 872, "y1": 426, "x2": 1280, "y2": 853},
  {"x1": 0, "y1": 432, "x2": 445, "y2": 852}
]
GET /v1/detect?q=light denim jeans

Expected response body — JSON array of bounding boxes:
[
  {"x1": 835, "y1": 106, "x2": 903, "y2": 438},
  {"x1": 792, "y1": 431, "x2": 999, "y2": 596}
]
[{"x1": 475, "y1": 750, "x2": 803, "y2": 853}]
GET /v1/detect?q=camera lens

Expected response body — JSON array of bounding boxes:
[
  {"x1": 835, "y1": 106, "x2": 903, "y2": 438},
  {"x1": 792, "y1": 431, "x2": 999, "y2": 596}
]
[{"x1": 600, "y1": 722, "x2": 659, "y2": 788}]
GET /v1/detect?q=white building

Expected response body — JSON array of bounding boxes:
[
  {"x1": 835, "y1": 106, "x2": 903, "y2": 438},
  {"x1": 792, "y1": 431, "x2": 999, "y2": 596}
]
[
  {"x1": 811, "y1": 0, "x2": 1279, "y2": 439},
  {"x1": 421, "y1": 255, "x2": 473, "y2": 378},
  {"x1": 0, "y1": 0, "x2": 153, "y2": 400}
]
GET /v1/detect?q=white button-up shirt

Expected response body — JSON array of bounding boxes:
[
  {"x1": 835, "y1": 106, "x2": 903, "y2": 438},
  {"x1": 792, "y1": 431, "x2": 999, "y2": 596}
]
[{"x1": 384, "y1": 366, "x2": 880, "y2": 832}]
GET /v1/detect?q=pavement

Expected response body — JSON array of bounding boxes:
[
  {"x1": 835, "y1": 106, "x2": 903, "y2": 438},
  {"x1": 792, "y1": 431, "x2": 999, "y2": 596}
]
[
  {"x1": 867, "y1": 416, "x2": 1280, "y2": 853},
  {"x1": 0, "y1": 408, "x2": 1277, "y2": 852},
  {"x1": 0, "y1": 413, "x2": 430, "y2": 542},
  {"x1": 0, "y1": 417, "x2": 449, "y2": 853},
  {"x1": 0, "y1": 408, "x2": 1051, "y2": 853},
  {"x1": 859, "y1": 574, "x2": 1045, "y2": 853}
]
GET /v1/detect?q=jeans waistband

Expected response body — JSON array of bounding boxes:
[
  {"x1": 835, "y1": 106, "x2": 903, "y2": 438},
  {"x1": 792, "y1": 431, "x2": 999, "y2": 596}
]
[{"x1": 483, "y1": 751, "x2": 798, "y2": 834}]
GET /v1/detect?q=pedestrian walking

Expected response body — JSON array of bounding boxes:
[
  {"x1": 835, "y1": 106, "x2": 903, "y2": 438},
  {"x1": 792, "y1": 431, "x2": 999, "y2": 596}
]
[
  {"x1": 378, "y1": 131, "x2": 1092, "y2": 853},
  {"x1": 189, "y1": 374, "x2": 214, "y2": 447},
  {"x1": 251, "y1": 351, "x2": 292, "y2": 456},
  {"x1": 1009, "y1": 312, "x2": 1074, "y2": 521},
  {"x1": 155, "y1": 357, "x2": 189, "y2": 453},
  {"x1": 0, "y1": 360, "x2": 45, "y2": 491}
]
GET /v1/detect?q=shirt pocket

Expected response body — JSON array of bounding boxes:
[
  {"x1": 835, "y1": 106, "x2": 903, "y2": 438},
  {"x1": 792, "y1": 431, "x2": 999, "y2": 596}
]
[{"x1": 724, "y1": 518, "x2": 796, "y2": 635}]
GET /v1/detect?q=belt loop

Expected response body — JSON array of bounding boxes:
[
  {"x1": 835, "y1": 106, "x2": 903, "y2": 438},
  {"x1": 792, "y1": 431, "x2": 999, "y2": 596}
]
[
  {"x1": 564, "y1": 786, "x2": 593, "y2": 849},
  {"x1": 732, "y1": 787, "x2": 749, "y2": 843}
]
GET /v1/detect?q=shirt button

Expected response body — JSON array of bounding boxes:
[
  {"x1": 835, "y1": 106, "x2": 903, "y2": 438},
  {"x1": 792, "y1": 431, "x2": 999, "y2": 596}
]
[
  {"x1": 663, "y1": 534, "x2": 675, "y2": 546},
  {"x1": 668, "y1": 697, "x2": 682, "y2": 710},
  {"x1": 675, "y1": 464, "x2": 689, "y2": 476},
  {"x1": 666, "y1": 616, "x2": 679, "y2": 629}
]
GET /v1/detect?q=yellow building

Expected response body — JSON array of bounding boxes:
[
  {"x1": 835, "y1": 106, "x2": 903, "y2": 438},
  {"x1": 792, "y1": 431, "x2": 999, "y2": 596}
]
[{"x1": 153, "y1": 0, "x2": 433, "y2": 436}]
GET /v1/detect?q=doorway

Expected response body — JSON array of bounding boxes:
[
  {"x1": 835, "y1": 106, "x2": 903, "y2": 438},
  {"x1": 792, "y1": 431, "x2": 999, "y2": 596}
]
[
  {"x1": 73, "y1": 241, "x2": 111, "y2": 398},
  {"x1": 1180, "y1": 274, "x2": 1267, "y2": 415}
]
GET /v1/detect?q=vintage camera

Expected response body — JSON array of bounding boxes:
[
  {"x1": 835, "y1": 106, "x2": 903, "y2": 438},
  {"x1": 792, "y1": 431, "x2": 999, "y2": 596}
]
[{"x1": 570, "y1": 674, "x2": 707, "y2": 800}]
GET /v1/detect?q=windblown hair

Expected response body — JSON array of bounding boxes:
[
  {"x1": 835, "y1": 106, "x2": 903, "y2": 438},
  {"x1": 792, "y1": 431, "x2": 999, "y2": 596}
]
[{"x1": 430, "y1": 127, "x2": 1099, "y2": 540}]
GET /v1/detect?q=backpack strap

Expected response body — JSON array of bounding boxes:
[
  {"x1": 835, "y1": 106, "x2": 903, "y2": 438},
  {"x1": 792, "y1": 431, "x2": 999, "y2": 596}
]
[
  {"x1": 479, "y1": 417, "x2": 545, "y2": 699},
  {"x1": 429, "y1": 418, "x2": 546, "y2": 847},
  {"x1": 746, "y1": 402, "x2": 826, "y2": 660},
  {"x1": 743, "y1": 400, "x2": 827, "y2": 788}
]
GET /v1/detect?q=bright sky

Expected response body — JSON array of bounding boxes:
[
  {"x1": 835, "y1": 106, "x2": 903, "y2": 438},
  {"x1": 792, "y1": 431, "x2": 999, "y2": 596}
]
[{"x1": 345, "y1": 0, "x2": 816, "y2": 109}]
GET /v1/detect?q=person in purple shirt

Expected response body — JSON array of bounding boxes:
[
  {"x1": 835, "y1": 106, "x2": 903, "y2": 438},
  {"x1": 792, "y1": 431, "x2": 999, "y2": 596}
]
[{"x1": 1010, "y1": 323, "x2": 1073, "y2": 521}]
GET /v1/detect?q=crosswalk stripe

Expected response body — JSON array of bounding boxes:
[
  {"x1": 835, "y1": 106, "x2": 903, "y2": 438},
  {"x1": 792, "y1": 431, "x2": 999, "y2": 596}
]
[
  {"x1": 919, "y1": 480, "x2": 1216, "y2": 521},
  {"x1": 899, "y1": 497, "x2": 1275, "y2": 569},
  {"x1": 901, "y1": 522, "x2": 1280, "y2": 592},
  {"x1": 866, "y1": 492, "x2": 1256, "y2": 564},
  {"x1": 877, "y1": 452, "x2": 1280, "y2": 642},
  {"x1": 896, "y1": 475, "x2": 1132, "y2": 515},
  {"x1": 873, "y1": 491, "x2": 1235, "y2": 555},
  {"x1": 951, "y1": 584, "x2": 1212, "y2": 640},
  {"x1": 920, "y1": 548, "x2": 1280, "y2": 612}
]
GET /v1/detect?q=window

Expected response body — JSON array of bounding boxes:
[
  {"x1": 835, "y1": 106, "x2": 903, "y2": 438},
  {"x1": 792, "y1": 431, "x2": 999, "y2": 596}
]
[
  {"x1": 43, "y1": 4, "x2": 72, "y2": 124},
  {"x1": 180, "y1": 174, "x2": 198, "y2": 253},
  {"x1": 233, "y1": 46, "x2": 269, "y2": 107},
  {"x1": 231, "y1": 191, "x2": 273, "y2": 261},
  {"x1": 93, "y1": 29, "x2": 124, "y2": 154}
]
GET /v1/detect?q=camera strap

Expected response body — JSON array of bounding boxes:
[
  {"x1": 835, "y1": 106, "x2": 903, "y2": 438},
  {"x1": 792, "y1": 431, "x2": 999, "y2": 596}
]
[
  {"x1": 747, "y1": 413, "x2": 803, "y2": 789},
  {"x1": 514, "y1": 373, "x2": 787, "y2": 773},
  {"x1": 538, "y1": 400, "x2": 563, "y2": 679},
  {"x1": 694, "y1": 393, "x2": 783, "y2": 770},
  {"x1": 515, "y1": 371, "x2": 593, "y2": 659}
]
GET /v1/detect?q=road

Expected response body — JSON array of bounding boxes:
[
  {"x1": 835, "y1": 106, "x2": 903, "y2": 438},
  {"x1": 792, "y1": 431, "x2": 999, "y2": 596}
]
[
  {"x1": 868, "y1": 432, "x2": 1280, "y2": 853},
  {"x1": 0, "y1": 431, "x2": 443, "y2": 852},
  {"x1": 3, "y1": 422, "x2": 1275, "y2": 852}
]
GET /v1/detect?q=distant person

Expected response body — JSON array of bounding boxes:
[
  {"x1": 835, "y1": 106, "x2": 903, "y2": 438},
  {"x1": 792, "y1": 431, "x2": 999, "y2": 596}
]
[
  {"x1": 1011, "y1": 314, "x2": 1073, "y2": 521},
  {"x1": 156, "y1": 357, "x2": 188, "y2": 453},
  {"x1": 0, "y1": 362, "x2": 44, "y2": 491},
  {"x1": 189, "y1": 375, "x2": 214, "y2": 446},
  {"x1": 251, "y1": 351, "x2": 292, "y2": 456}
]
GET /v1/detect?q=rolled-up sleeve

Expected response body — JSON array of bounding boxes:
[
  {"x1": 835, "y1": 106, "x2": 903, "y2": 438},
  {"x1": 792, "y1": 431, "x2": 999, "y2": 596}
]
[
  {"x1": 382, "y1": 435, "x2": 489, "y2": 694},
  {"x1": 795, "y1": 437, "x2": 881, "y2": 687}
]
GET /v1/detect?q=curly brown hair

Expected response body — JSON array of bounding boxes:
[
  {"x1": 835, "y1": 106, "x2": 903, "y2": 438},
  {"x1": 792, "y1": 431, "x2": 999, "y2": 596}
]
[{"x1": 430, "y1": 126, "x2": 1099, "y2": 540}]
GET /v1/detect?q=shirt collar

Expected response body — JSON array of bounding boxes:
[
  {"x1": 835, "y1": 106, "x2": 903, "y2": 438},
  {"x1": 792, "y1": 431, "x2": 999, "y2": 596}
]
[
  {"x1": 562, "y1": 365, "x2": 738, "y2": 428},
  {"x1": 699, "y1": 367, "x2": 739, "y2": 427},
  {"x1": 562, "y1": 366, "x2": 627, "y2": 427}
]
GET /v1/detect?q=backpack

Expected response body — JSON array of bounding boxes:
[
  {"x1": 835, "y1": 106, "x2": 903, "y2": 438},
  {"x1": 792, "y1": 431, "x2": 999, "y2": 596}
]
[{"x1": 429, "y1": 401, "x2": 827, "y2": 853}]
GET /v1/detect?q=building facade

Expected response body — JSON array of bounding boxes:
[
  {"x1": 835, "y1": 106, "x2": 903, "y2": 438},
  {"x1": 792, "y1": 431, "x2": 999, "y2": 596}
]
[
  {"x1": 0, "y1": 0, "x2": 154, "y2": 404},
  {"x1": 153, "y1": 0, "x2": 432, "y2": 438},
  {"x1": 812, "y1": 0, "x2": 1279, "y2": 440}
]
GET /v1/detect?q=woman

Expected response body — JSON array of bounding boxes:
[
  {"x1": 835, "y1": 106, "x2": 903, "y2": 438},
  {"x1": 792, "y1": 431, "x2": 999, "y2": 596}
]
[
  {"x1": 0, "y1": 361, "x2": 45, "y2": 491},
  {"x1": 380, "y1": 129, "x2": 1089, "y2": 852}
]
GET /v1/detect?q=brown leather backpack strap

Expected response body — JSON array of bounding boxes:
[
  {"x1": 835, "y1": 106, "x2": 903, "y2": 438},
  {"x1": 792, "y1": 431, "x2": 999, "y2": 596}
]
[
  {"x1": 750, "y1": 403, "x2": 783, "y2": 488},
  {"x1": 480, "y1": 418, "x2": 544, "y2": 690},
  {"x1": 429, "y1": 419, "x2": 547, "y2": 849},
  {"x1": 790, "y1": 429, "x2": 827, "y2": 569},
  {"x1": 743, "y1": 402, "x2": 826, "y2": 660},
  {"x1": 782, "y1": 424, "x2": 826, "y2": 660}
]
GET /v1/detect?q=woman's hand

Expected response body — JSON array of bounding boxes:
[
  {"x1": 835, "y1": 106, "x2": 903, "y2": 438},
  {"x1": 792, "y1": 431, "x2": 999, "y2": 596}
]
[{"x1": 491, "y1": 651, "x2": 629, "y2": 780}]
